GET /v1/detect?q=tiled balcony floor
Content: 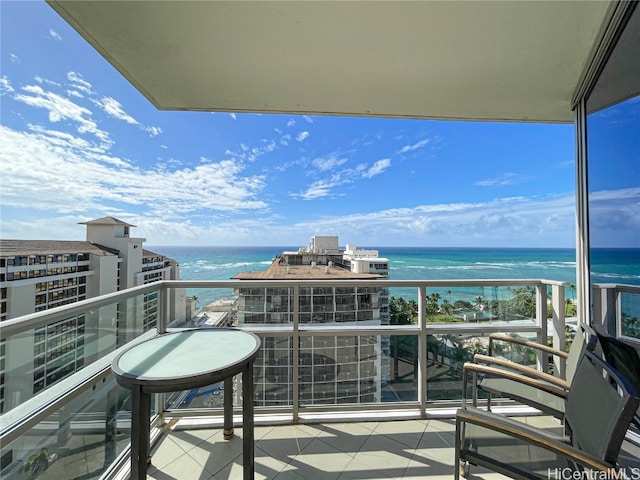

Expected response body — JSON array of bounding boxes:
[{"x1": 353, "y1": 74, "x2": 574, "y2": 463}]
[{"x1": 147, "y1": 415, "x2": 628, "y2": 480}]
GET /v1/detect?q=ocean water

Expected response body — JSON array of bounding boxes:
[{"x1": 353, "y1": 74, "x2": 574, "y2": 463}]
[{"x1": 149, "y1": 246, "x2": 640, "y2": 310}]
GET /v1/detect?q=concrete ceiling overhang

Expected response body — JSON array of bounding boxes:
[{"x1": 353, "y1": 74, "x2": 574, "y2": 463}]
[{"x1": 47, "y1": 1, "x2": 614, "y2": 123}]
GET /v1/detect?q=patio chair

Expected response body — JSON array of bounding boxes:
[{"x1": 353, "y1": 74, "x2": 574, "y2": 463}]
[
  {"x1": 462, "y1": 323, "x2": 597, "y2": 419},
  {"x1": 592, "y1": 324, "x2": 640, "y2": 429},
  {"x1": 455, "y1": 350, "x2": 640, "y2": 479}
]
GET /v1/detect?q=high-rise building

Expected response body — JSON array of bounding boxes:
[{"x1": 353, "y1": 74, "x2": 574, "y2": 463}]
[
  {"x1": 232, "y1": 236, "x2": 389, "y2": 406},
  {"x1": 0, "y1": 217, "x2": 185, "y2": 412}
]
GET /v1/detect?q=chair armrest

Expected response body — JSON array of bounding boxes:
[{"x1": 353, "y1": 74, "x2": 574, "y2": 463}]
[
  {"x1": 461, "y1": 362, "x2": 567, "y2": 409},
  {"x1": 488, "y1": 333, "x2": 569, "y2": 359},
  {"x1": 456, "y1": 406, "x2": 615, "y2": 473},
  {"x1": 473, "y1": 354, "x2": 571, "y2": 390}
]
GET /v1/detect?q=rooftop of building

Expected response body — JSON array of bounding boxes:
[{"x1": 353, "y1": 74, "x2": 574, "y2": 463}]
[
  {"x1": 347, "y1": 255, "x2": 389, "y2": 262},
  {"x1": 0, "y1": 240, "x2": 175, "y2": 264},
  {"x1": 232, "y1": 257, "x2": 385, "y2": 280},
  {"x1": 143, "y1": 248, "x2": 167, "y2": 258},
  {"x1": 0, "y1": 240, "x2": 120, "y2": 257},
  {"x1": 77, "y1": 216, "x2": 136, "y2": 227}
]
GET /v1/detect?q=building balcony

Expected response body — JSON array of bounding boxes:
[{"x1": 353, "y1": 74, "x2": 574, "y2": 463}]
[{"x1": 1, "y1": 279, "x2": 639, "y2": 479}]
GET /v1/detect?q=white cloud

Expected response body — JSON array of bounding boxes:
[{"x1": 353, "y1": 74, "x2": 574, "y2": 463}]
[
  {"x1": 293, "y1": 168, "x2": 355, "y2": 199},
  {"x1": 143, "y1": 125, "x2": 162, "y2": 137},
  {"x1": 295, "y1": 156, "x2": 391, "y2": 199},
  {"x1": 0, "y1": 76, "x2": 14, "y2": 95},
  {"x1": 312, "y1": 156, "x2": 348, "y2": 172},
  {"x1": 15, "y1": 84, "x2": 112, "y2": 145},
  {"x1": 362, "y1": 158, "x2": 391, "y2": 178},
  {"x1": 302, "y1": 115, "x2": 314, "y2": 124},
  {"x1": 10, "y1": 54, "x2": 21, "y2": 64},
  {"x1": 0, "y1": 214, "x2": 95, "y2": 241},
  {"x1": 35, "y1": 76, "x2": 61, "y2": 87},
  {"x1": 49, "y1": 29, "x2": 62, "y2": 41},
  {"x1": 95, "y1": 96, "x2": 138, "y2": 124},
  {"x1": 475, "y1": 172, "x2": 528, "y2": 187},
  {"x1": 7, "y1": 192, "x2": 578, "y2": 247},
  {"x1": 588, "y1": 187, "x2": 640, "y2": 247},
  {"x1": 292, "y1": 180, "x2": 336, "y2": 200},
  {"x1": 292, "y1": 194, "x2": 577, "y2": 247},
  {"x1": 131, "y1": 216, "x2": 297, "y2": 247},
  {"x1": 0, "y1": 125, "x2": 268, "y2": 217},
  {"x1": 590, "y1": 187, "x2": 640, "y2": 201},
  {"x1": 297, "y1": 131, "x2": 310, "y2": 142},
  {"x1": 226, "y1": 139, "x2": 277, "y2": 162},
  {"x1": 398, "y1": 138, "x2": 430, "y2": 154},
  {"x1": 25, "y1": 123, "x2": 125, "y2": 164},
  {"x1": 287, "y1": 119, "x2": 296, "y2": 127},
  {"x1": 67, "y1": 71, "x2": 93, "y2": 95},
  {"x1": 230, "y1": 113, "x2": 236, "y2": 120}
]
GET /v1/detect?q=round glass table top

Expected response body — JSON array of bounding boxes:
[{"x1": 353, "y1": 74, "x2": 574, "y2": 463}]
[{"x1": 112, "y1": 328, "x2": 260, "y2": 386}]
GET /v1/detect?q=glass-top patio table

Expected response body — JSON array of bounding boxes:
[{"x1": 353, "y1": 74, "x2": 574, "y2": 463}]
[{"x1": 112, "y1": 328, "x2": 261, "y2": 480}]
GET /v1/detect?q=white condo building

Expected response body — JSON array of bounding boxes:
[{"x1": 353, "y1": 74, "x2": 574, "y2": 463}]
[
  {"x1": 233, "y1": 236, "x2": 389, "y2": 406},
  {"x1": 0, "y1": 217, "x2": 186, "y2": 413}
]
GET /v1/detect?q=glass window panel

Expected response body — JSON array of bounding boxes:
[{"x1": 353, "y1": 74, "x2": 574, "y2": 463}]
[{"x1": 586, "y1": 6, "x2": 640, "y2": 340}]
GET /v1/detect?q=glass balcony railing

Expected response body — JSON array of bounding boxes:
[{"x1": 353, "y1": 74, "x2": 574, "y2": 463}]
[
  {"x1": 592, "y1": 283, "x2": 640, "y2": 342},
  {"x1": 0, "y1": 278, "x2": 583, "y2": 479}
]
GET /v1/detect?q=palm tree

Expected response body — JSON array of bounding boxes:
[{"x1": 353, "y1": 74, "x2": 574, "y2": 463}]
[
  {"x1": 426, "y1": 293, "x2": 441, "y2": 318},
  {"x1": 511, "y1": 286, "x2": 535, "y2": 318},
  {"x1": 390, "y1": 296, "x2": 411, "y2": 325},
  {"x1": 440, "y1": 299, "x2": 454, "y2": 319},
  {"x1": 454, "y1": 299, "x2": 473, "y2": 310},
  {"x1": 407, "y1": 299, "x2": 418, "y2": 323}
]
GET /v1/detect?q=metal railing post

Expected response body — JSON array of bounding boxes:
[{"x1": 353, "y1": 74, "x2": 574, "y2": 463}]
[
  {"x1": 157, "y1": 286, "x2": 167, "y2": 334},
  {"x1": 614, "y1": 288, "x2": 622, "y2": 337},
  {"x1": 591, "y1": 284, "x2": 603, "y2": 326},
  {"x1": 535, "y1": 284, "x2": 549, "y2": 373},
  {"x1": 592, "y1": 284, "x2": 619, "y2": 335},
  {"x1": 292, "y1": 284, "x2": 299, "y2": 422},
  {"x1": 550, "y1": 283, "x2": 566, "y2": 378},
  {"x1": 418, "y1": 285, "x2": 427, "y2": 417}
]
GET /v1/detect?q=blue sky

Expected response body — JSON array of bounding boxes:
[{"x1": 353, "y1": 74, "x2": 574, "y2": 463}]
[{"x1": 2, "y1": 1, "x2": 630, "y2": 248}]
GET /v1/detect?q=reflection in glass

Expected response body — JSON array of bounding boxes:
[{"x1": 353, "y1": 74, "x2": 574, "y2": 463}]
[
  {"x1": 586, "y1": 5, "x2": 639, "y2": 339},
  {"x1": 621, "y1": 292, "x2": 640, "y2": 339},
  {"x1": 1, "y1": 378, "x2": 131, "y2": 480},
  {"x1": 587, "y1": 95, "x2": 640, "y2": 250}
]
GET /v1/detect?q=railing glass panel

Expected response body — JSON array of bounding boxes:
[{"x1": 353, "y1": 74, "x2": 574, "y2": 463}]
[
  {"x1": 592, "y1": 284, "x2": 640, "y2": 343},
  {"x1": 1, "y1": 375, "x2": 131, "y2": 480},
  {"x1": 1, "y1": 293, "x2": 156, "y2": 414},
  {"x1": 621, "y1": 290, "x2": 640, "y2": 340}
]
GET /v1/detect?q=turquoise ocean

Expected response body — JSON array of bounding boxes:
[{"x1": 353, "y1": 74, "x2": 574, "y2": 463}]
[{"x1": 149, "y1": 246, "x2": 640, "y2": 312}]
